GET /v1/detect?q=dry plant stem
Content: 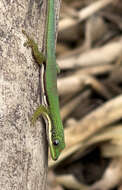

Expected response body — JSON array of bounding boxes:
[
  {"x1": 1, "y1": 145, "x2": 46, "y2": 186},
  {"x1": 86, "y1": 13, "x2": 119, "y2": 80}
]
[
  {"x1": 75, "y1": 65, "x2": 113, "y2": 76},
  {"x1": 66, "y1": 95, "x2": 122, "y2": 146},
  {"x1": 100, "y1": 11, "x2": 122, "y2": 30},
  {"x1": 79, "y1": 74, "x2": 111, "y2": 99},
  {"x1": 55, "y1": 175, "x2": 89, "y2": 190},
  {"x1": 62, "y1": 1, "x2": 78, "y2": 18},
  {"x1": 66, "y1": 124, "x2": 122, "y2": 163},
  {"x1": 90, "y1": 157, "x2": 122, "y2": 190},
  {"x1": 59, "y1": 14, "x2": 107, "y2": 58},
  {"x1": 86, "y1": 125, "x2": 122, "y2": 147},
  {"x1": 104, "y1": 81, "x2": 122, "y2": 95},
  {"x1": 60, "y1": 90, "x2": 91, "y2": 120},
  {"x1": 103, "y1": 64, "x2": 122, "y2": 95},
  {"x1": 78, "y1": 0, "x2": 113, "y2": 21},
  {"x1": 61, "y1": 94, "x2": 83, "y2": 120},
  {"x1": 58, "y1": 39, "x2": 122, "y2": 70},
  {"x1": 58, "y1": 45, "x2": 86, "y2": 61},
  {"x1": 58, "y1": 75, "x2": 85, "y2": 96},
  {"x1": 61, "y1": 93, "x2": 79, "y2": 106},
  {"x1": 101, "y1": 142, "x2": 122, "y2": 157},
  {"x1": 85, "y1": 16, "x2": 108, "y2": 49},
  {"x1": 109, "y1": 63, "x2": 122, "y2": 83},
  {"x1": 58, "y1": 73, "x2": 111, "y2": 99},
  {"x1": 59, "y1": 0, "x2": 113, "y2": 31}
]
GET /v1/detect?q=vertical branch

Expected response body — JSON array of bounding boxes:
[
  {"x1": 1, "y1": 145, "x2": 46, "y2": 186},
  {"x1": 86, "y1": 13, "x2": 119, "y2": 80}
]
[{"x1": 0, "y1": 0, "x2": 61, "y2": 189}]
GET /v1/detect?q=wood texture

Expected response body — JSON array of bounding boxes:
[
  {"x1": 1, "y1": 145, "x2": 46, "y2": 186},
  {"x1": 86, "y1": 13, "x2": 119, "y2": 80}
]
[{"x1": 0, "y1": 0, "x2": 60, "y2": 189}]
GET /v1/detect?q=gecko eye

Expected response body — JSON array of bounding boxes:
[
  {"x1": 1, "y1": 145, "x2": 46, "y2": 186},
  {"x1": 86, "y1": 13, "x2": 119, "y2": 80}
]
[{"x1": 53, "y1": 139, "x2": 59, "y2": 146}]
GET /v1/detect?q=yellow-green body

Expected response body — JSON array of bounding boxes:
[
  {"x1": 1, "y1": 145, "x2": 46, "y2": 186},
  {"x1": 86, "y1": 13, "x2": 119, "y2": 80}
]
[{"x1": 46, "y1": 0, "x2": 65, "y2": 160}]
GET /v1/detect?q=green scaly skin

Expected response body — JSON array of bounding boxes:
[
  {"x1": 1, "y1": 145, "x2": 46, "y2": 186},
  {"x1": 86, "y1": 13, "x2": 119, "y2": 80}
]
[{"x1": 22, "y1": 0, "x2": 65, "y2": 160}]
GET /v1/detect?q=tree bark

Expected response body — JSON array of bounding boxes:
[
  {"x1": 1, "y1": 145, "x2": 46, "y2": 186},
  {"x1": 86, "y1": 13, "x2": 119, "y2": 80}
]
[{"x1": 0, "y1": 0, "x2": 60, "y2": 189}]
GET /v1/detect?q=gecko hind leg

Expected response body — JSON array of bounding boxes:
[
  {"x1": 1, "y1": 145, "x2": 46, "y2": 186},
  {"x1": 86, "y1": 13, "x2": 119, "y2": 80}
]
[{"x1": 31, "y1": 105, "x2": 50, "y2": 125}]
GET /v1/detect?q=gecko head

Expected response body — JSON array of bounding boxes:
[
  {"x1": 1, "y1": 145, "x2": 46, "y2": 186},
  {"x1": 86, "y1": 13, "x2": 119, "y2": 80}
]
[
  {"x1": 47, "y1": 115, "x2": 65, "y2": 161},
  {"x1": 50, "y1": 137, "x2": 65, "y2": 161}
]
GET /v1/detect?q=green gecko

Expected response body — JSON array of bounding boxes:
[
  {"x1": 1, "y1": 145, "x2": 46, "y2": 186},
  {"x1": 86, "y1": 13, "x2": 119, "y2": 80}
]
[{"x1": 22, "y1": 0, "x2": 65, "y2": 160}]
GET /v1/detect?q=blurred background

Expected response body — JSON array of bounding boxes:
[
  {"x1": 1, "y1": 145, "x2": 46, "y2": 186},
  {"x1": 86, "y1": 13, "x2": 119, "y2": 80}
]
[{"x1": 47, "y1": 0, "x2": 122, "y2": 190}]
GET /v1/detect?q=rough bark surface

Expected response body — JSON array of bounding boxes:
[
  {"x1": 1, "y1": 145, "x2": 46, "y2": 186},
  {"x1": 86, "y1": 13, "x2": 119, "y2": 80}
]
[{"x1": 0, "y1": 0, "x2": 60, "y2": 189}]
